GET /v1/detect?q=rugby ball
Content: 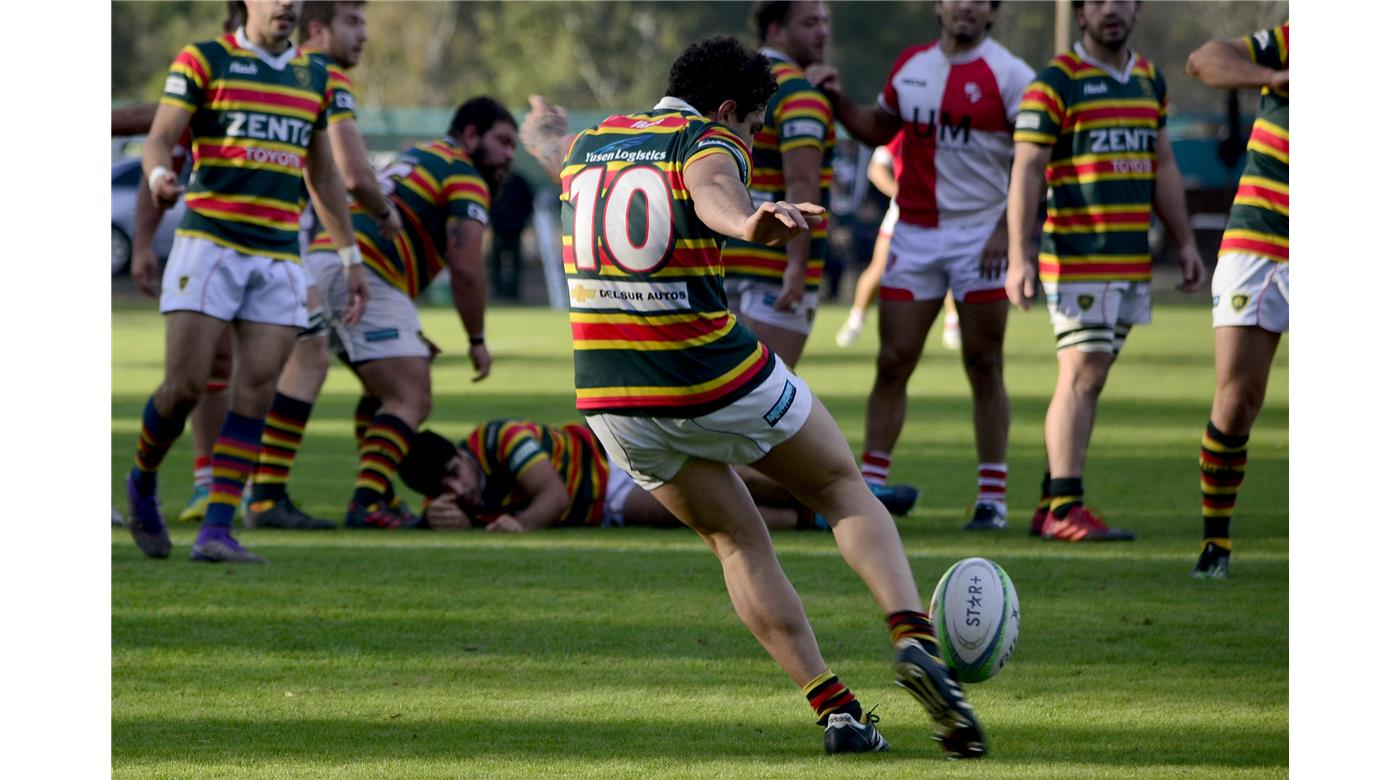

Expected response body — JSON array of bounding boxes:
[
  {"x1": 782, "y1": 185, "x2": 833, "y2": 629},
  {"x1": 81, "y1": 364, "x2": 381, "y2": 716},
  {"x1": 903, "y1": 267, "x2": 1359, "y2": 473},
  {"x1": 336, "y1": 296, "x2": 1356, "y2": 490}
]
[{"x1": 930, "y1": 557, "x2": 1019, "y2": 683}]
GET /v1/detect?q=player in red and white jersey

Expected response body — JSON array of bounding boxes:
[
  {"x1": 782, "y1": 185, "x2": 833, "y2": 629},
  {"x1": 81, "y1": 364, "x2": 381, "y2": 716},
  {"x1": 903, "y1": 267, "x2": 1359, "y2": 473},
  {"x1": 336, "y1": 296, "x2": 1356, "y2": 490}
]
[{"x1": 810, "y1": 1, "x2": 1034, "y2": 531}]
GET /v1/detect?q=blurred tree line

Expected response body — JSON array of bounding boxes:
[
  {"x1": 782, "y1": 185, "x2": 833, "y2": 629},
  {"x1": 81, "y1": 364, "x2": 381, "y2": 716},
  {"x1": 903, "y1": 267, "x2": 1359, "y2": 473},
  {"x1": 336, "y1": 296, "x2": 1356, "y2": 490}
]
[{"x1": 113, "y1": 1, "x2": 1287, "y2": 115}]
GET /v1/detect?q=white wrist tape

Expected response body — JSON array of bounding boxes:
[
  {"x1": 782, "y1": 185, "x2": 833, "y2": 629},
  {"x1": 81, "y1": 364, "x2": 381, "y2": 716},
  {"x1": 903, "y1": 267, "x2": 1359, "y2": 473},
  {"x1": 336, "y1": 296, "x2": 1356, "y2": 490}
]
[
  {"x1": 337, "y1": 245, "x2": 363, "y2": 268},
  {"x1": 148, "y1": 165, "x2": 171, "y2": 190}
]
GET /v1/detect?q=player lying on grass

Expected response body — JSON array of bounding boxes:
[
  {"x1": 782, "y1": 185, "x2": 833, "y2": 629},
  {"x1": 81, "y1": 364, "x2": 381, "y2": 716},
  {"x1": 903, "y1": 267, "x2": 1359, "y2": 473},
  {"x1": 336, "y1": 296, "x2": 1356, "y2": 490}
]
[
  {"x1": 520, "y1": 35, "x2": 986, "y2": 757},
  {"x1": 397, "y1": 422, "x2": 830, "y2": 532}
]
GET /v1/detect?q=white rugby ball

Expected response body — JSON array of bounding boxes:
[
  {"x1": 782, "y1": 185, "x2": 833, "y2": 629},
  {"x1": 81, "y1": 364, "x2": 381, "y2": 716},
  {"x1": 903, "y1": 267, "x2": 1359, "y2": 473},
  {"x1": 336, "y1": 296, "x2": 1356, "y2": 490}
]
[{"x1": 930, "y1": 557, "x2": 1019, "y2": 683}]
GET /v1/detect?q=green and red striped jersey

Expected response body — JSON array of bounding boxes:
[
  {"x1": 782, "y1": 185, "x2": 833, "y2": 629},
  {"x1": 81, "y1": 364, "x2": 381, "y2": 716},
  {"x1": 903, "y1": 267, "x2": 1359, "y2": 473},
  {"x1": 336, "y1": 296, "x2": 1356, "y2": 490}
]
[
  {"x1": 1220, "y1": 22, "x2": 1288, "y2": 263},
  {"x1": 1015, "y1": 45, "x2": 1168, "y2": 283},
  {"x1": 561, "y1": 101, "x2": 775, "y2": 418},
  {"x1": 722, "y1": 51, "x2": 835, "y2": 291},
  {"x1": 303, "y1": 48, "x2": 358, "y2": 125},
  {"x1": 160, "y1": 32, "x2": 333, "y2": 261},
  {"x1": 464, "y1": 419, "x2": 609, "y2": 527},
  {"x1": 310, "y1": 136, "x2": 491, "y2": 297}
]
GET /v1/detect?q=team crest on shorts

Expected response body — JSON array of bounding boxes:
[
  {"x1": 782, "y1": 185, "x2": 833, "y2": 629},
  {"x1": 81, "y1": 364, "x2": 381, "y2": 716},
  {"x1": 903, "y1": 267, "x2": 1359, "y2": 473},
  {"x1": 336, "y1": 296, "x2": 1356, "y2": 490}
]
[
  {"x1": 1077, "y1": 294, "x2": 1095, "y2": 310},
  {"x1": 1231, "y1": 294, "x2": 1249, "y2": 311},
  {"x1": 178, "y1": 276, "x2": 190, "y2": 291},
  {"x1": 293, "y1": 66, "x2": 310, "y2": 87}
]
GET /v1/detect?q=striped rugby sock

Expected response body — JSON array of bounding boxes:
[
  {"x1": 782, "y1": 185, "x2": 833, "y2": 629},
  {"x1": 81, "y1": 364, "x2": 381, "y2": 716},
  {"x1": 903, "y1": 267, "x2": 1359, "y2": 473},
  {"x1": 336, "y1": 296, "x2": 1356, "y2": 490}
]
[
  {"x1": 861, "y1": 450, "x2": 891, "y2": 486},
  {"x1": 1048, "y1": 477, "x2": 1084, "y2": 519},
  {"x1": 976, "y1": 462, "x2": 1008, "y2": 509},
  {"x1": 1200, "y1": 421, "x2": 1249, "y2": 541},
  {"x1": 352, "y1": 413, "x2": 414, "y2": 507},
  {"x1": 250, "y1": 393, "x2": 315, "y2": 508},
  {"x1": 193, "y1": 456, "x2": 213, "y2": 490},
  {"x1": 802, "y1": 670, "x2": 863, "y2": 725},
  {"x1": 132, "y1": 397, "x2": 187, "y2": 492},
  {"x1": 204, "y1": 412, "x2": 265, "y2": 529},
  {"x1": 886, "y1": 609, "x2": 936, "y2": 648}
]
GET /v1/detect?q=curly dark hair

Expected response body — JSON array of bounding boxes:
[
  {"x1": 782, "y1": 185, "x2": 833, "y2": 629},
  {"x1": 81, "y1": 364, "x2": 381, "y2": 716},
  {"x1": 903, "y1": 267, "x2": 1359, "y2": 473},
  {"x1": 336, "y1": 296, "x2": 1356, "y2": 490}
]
[{"x1": 665, "y1": 36, "x2": 777, "y2": 120}]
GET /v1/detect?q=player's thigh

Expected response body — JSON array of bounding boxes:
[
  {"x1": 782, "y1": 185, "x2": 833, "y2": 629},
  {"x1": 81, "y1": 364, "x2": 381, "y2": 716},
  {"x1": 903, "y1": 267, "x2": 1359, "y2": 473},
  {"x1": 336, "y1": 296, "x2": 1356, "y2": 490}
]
[
  {"x1": 749, "y1": 397, "x2": 869, "y2": 513},
  {"x1": 876, "y1": 297, "x2": 941, "y2": 365},
  {"x1": 355, "y1": 356, "x2": 432, "y2": 406},
  {"x1": 649, "y1": 459, "x2": 773, "y2": 548},
  {"x1": 954, "y1": 297, "x2": 1010, "y2": 364},
  {"x1": 163, "y1": 310, "x2": 231, "y2": 390},
  {"x1": 1214, "y1": 325, "x2": 1281, "y2": 394},
  {"x1": 230, "y1": 320, "x2": 298, "y2": 387}
]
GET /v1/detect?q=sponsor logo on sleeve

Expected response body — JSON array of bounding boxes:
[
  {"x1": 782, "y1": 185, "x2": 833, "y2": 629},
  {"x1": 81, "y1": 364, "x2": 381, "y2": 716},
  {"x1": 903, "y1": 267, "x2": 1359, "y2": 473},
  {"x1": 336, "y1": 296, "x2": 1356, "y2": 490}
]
[
  {"x1": 783, "y1": 119, "x2": 827, "y2": 139},
  {"x1": 1254, "y1": 30, "x2": 1271, "y2": 49},
  {"x1": 335, "y1": 92, "x2": 356, "y2": 111},
  {"x1": 164, "y1": 75, "x2": 187, "y2": 96},
  {"x1": 1015, "y1": 113, "x2": 1041, "y2": 130},
  {"x1": 467, "y1": 203, "x2": 490, "y2": 225},
  {"x1": 507, "y1": 442, "x2": 542, "y2": 472}
]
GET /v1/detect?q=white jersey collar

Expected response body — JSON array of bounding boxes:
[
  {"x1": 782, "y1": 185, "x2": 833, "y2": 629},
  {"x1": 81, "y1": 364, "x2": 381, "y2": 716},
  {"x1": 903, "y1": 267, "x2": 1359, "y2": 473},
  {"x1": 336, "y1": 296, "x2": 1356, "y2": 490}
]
[
  {"x1": 235, "y1": 26, "x2": 298, "y2": 71},
  {"x1": 654, "y1": 96, "x2": 702, "y2": 115},
  {"x1": 1073, "y1": 41, "x2": 1136, "y2": 84},
  {"x1": 759, "y1": 46, "x2": 794, "y2": 65}
]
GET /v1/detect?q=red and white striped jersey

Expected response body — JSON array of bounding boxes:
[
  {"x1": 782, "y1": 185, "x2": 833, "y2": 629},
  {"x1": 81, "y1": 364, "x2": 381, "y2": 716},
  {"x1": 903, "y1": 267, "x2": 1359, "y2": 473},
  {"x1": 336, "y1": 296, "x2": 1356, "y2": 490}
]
[{"x1": 877, "y1": 37, "x2": 1034, "y2": 227}]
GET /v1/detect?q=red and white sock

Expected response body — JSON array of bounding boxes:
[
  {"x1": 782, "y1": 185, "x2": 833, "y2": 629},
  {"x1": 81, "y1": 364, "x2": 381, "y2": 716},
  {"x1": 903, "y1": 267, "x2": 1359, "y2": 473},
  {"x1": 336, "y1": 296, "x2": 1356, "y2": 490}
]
[
  {"x1": 976, "y1": 462, "x2": 1007, "y2": 510},
  {"x1": 861, "y1": 451, "x2": 892, "y2": 486},
  {"x1": 193, "y1": 455, "x2": 213, "y2": 490}
]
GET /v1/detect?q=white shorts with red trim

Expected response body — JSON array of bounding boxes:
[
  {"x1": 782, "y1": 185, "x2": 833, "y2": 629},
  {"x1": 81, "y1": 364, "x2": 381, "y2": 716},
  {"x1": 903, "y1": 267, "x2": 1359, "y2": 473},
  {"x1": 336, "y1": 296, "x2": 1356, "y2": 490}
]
[
  {"x1": 585, "y1": 356, "x2": 813, "y2": 491},
  {"x1": 881, "y1": 219, "x2": 1006, "y2": 304},
  {"x1": 1211, "y1": 254, "x2": 1289, "y2": 333},
  {"x1": 159, "y1": 234, "x2": 308, "y2": 328}
]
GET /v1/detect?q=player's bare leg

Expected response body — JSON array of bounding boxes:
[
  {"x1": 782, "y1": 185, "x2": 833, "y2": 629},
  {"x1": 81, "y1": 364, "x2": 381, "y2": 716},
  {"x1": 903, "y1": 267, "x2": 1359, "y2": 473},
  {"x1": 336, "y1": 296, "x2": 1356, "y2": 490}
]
[
  {"x1": 956, "y1": 298, "x2": 1010, "y2": 529},
  {"x1": 836, "y1": 232, "x2": 891, "y2": 347},
  {"x1": 1195, "y1": 325, "x2": 1281, "y2": 576},
  {"x1": 859, "y1": 297, "x2": 939, "y2": 500},
  {"x1": 744, "y1": 317, "x2": 808, "y2": 369},
  {"x1": 623, "y1": 471, "x2": 802, "y2": 531},
  {"x1": 751, "y1": 397, "x2": 986, "y2": 755},
  {"x1": 649, "y1": 460, "x2": 828, "y2": 684},
  {"x1": 1040, "y1": 347, "x2": 1133, "y2": 541}
]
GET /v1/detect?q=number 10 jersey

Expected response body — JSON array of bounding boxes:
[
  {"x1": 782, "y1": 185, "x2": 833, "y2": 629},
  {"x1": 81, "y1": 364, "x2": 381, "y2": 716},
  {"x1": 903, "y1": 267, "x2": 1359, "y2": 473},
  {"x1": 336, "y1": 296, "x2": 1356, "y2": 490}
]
[{"x1": 561, "y1": 103, "x2": 776, "y2": 418}]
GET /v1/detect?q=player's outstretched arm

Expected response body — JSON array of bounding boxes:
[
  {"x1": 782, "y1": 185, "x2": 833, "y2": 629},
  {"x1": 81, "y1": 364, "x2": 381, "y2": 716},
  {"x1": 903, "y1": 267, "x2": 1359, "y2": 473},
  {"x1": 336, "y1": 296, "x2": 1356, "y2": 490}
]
[
  {"x1": 774, "y1": 145, "x2": 823, "y2": 310},
  {"x1": 1186, "y1": 38, "x2": 1287, "y2": 92},
  {"x1": 1006, "y1": 141, "x2": 1052, "y2": 311},
  {"x1": 805, "y1": 65, "x2": 901, "y2": 148},
  {"x1": 305, "y1": 128, "x2": 370, "y2": 324},
  {"x1": 327, "y1": 119, "x2": 402, "y2": 240},
  {"x1": 443, "y1": 217, "x2": 491, "y2": 382},
  {"x1": 112, "y1": 103, "x2": 158, "y2": 137},
  {"x1": 685, "y1": 153, "x2": 823, "y2": 246},
  {"x1": 520, "y1": 95, "x2": 577, "y2": 184},
  {"x1": 1151, "y1": 132, "x2": 1204, "y2": 293},
  {"x1": 867, "y1": 151, "x2": 898, "y2": 199},
  {"x1": 141, "y1": 104, "x2": 192, "y2": 210}
]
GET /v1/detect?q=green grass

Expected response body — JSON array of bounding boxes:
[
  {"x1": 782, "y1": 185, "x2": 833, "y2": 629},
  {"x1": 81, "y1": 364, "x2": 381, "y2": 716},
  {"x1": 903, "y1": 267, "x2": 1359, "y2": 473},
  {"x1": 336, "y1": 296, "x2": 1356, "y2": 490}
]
[{"x1": 112, "y1": 302, "x2": 1287, "y2": 778}]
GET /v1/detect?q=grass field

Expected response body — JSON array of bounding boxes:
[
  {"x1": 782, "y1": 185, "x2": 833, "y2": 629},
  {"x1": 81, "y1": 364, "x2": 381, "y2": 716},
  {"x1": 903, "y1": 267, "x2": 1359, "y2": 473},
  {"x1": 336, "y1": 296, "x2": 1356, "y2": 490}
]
[{"x1": 111, "y1": 301, "x2": 1288, "y2": 778}]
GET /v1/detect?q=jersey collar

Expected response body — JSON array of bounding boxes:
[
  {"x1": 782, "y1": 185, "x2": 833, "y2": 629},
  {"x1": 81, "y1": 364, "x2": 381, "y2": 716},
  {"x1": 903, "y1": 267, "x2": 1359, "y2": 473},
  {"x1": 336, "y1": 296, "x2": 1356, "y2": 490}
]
[
  {"x1": 1073, "y1": 41, "x2": 1137, "y2": 83},
  {"x1": 235, "y1": 26, "x2": 298, "y2": 71},
  {"x1": 654, "y1": 96, "x2": 702, "y2": 115},
  {"x1": 759, "y1": 46, "x2": 793, "y2": 65}
]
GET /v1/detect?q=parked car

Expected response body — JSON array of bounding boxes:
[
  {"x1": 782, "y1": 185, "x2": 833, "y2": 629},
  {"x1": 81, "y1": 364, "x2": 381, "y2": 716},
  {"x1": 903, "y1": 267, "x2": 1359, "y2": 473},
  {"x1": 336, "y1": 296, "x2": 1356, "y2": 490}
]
[{"x1": 111, "y1": 156, "x2": 185, "y2": 276}]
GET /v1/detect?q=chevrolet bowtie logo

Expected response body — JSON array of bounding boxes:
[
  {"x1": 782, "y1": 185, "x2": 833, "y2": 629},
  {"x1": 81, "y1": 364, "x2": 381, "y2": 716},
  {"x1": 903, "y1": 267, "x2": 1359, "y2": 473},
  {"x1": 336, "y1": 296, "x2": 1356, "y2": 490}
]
[{"x1": 570, "y1": 285, "x2": 596, "y2": 303}]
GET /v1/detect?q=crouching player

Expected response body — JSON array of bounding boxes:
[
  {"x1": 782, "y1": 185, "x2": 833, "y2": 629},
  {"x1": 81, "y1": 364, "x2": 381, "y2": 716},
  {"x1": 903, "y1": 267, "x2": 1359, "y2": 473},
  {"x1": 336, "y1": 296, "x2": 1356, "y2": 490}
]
[{"x1": 520, "y1": 36, "x2": 986, "y2": 757}]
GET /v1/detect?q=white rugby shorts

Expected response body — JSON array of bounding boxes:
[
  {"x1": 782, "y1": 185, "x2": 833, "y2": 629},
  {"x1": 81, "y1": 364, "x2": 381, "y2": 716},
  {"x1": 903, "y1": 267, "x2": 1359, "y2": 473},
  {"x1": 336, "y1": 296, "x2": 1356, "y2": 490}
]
[
  {"x1": 881, "y1": 219, "x2": 1007, "y2": 304},
  {"x1": 724, "y1": 277, "x2": 820, "y2": 336},
  {"x1": 317, "y1": 260, "x2": 431, "y2": 363},
  {"x1": 1211, "y1": 254, "x2": 1289, "y2": 333},
  {"x1": 159, "y1": 234, "x2": 308, "y2": 328},
  {"x1": 585, "y1": 356, "x2": 813, "y2": 491},
  {"x1": 1044, "y1": 280, "x2": 1152, "y2": 354},
  {"x1": 600, "y1": 450, "x2": 637, "y2": 527}
]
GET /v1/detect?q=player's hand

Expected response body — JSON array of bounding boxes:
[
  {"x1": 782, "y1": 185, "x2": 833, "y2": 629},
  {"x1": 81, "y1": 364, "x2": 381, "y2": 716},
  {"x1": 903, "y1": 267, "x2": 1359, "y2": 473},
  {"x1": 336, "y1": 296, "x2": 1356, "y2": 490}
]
[
  {"x1": 522, "y1": 95, "x2": 570, "y2": 156},
  {"x1": 343, "y1": 264, "x2": 369, "y2": 325},
  {"x1": 469, "y1": 342, "x2": 492, "y2": 383},
  {"x1": 745, "y1": 201, "x2": 824, "y2": 247},
  {"x1": 1269, "y1": 68, "x2": 1289, "y2": 94},
  {"x1": 373, "y1": 205, "x2": 403, "y2": 242},
  {"x1": 131, "y1": 244, "x2": 160, "y2": 299},
  {"x1": 980, "y1": 222, "x2": 1010, "y2": 280},
  {"x1": 484, "y1": 513, "x2": 525, "y2": 533},
  {"x1": 1176, "y1": 242, "x2": 1205, "y2": 293},
  {"x1": 425, "y1": 496, "x2": 473, "y2": 530},
  {"x1": 1005, "y1": 255, "x2": 1037, "y2": 312},
  {"x1": 149, "y1": 170, "x2": 185, "y2": 210},
  {"x1": 806, "y1": 64, "x2": 844, "y2": 100},
  {"x1": 774, "y1": 263, "x2": 807, "y2": 312}
]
